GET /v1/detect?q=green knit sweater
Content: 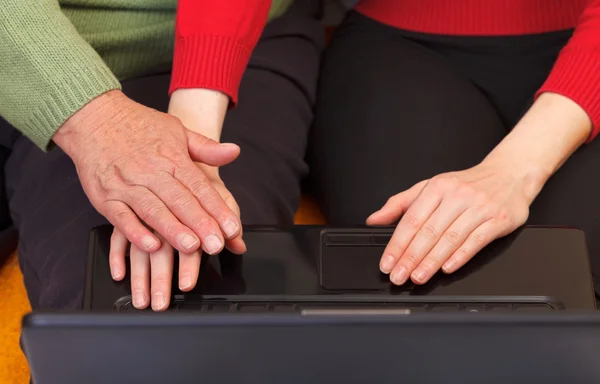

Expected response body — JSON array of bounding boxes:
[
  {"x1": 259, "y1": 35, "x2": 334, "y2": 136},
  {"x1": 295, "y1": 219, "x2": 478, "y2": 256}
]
[{"x1": 0, "y1": 0, "x2": 293, "y2": 150}]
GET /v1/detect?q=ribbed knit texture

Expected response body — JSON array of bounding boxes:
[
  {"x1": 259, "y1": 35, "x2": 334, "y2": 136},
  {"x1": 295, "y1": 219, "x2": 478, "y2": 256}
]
[
  {"x1": 0, "y1": 0, "x2": 292, "y2": 151},
  {"x1": 170, "y1": 36, "x2": 251, "y2": 105},
  {"x1": 356, "y1": 0, "x2": 600, "y2": 141},
  {"x1": 168, "y1": 0, "x2": 293, "y2": 103}
]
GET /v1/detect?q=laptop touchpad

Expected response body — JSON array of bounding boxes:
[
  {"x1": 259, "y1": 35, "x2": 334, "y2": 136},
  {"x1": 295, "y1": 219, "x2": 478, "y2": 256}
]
[{"x1": 319, "y1": 232, "x2": 394, "y2": 290}]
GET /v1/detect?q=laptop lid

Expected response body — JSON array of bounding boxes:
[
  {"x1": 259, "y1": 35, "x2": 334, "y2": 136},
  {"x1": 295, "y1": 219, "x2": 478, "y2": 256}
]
[
  {"x1": 22, "y1": 312, "x2": 600, "y2": 384},
  {"x1": 85, "y1": 225, "x2": 596, "y2": 311}
]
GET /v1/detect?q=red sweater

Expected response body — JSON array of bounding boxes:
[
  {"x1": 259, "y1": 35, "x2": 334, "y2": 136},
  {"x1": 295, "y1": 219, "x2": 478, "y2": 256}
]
[{"x1": 169, "y1": 0, "x2": 600, "y2": 142}]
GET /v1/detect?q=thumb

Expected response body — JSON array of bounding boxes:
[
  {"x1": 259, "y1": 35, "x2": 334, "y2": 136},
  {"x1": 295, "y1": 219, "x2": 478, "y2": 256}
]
[
  {"x1": 366, "y1": 180, "x2": 428, "y2": 225},
  {"x1": 186, "y1": 130, "x2": 240, "y2": 166}
]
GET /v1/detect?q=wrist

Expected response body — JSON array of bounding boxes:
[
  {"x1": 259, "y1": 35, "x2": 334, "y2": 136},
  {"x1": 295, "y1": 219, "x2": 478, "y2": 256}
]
[
  {"x1": 53, "y1": 90, "x2": 130, "y2": 158},
  {"x1": 168, "y1": 88, "x2": 229, "y2": 142},
  {"x1": 480, "y1": 151, "x2": 550, "y2": 204},
  {"x1": 481, "y1": 92, "x2": 592, "y2": 202}
]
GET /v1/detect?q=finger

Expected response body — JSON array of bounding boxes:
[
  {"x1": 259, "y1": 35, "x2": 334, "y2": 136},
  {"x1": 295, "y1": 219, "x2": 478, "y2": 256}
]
[
  {"x1": 383, "y1": 186, "x2": 443, "y2": 284},
  {"x1": 147, "y1": 173, "x2": 229, "y2": 255},
  {"x1": 178, "y1": 250, "x2": 202, "y2": 292},
  {"x1": 186, "y1": 131, "x2": 240, "y2": 166},
  {"x1": 225, "y1": 237, "x2": 247, "y2": 255},
  {"x1": 103, "y1": 201, "x2": 161, "y2": 253},
  {"x1": 222, "y1": 193, "x2": 246, "y2": 254},
  {"x1": 399, "y1": 198, "x2": 470, "y2": 284},
  {"x1": 366, "y1": 180, "x2": 428, "y2": 225},
  {"x1": 124, "y1": 187, "x2": 205, "y2": 254},
  {"x1": 109, "y1": 227, "x2": 128, "y2": 281},
  {"x1": 150, "y1": 235, "x2": 174, "y2": 311},
  {"x1": 410, "y1": 205, "x2": 490, "y2": 284},
  {"x1": 130, "y1": 243, "x2": 150, "y2": 309},
  {"x1": 174, "y1": 165, "x2": 241, "y2": 245},
  {"x1": 442, "y1": 219, "x2": 501, "y2": 274}
]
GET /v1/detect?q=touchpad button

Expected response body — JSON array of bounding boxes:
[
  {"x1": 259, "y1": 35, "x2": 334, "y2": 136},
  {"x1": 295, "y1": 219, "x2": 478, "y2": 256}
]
[{"x1": 320, "y1": 232, "x2": 392, "y2": 290}]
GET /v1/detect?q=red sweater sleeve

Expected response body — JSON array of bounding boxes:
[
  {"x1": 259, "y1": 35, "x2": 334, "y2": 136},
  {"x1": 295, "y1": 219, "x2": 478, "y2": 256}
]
[
  {"x1": 168, "y1": 0, "x2": 272, "y2": 104},
  {"x1": 537, "y1": 0, "x2": 600, "y2": 142}
]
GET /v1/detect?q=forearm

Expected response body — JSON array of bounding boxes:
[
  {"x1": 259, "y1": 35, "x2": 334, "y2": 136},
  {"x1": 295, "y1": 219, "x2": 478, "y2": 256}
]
[
  {"x1": 168, "y1": 89, "x2": 229, "y2": 142},
  {"x1": 484, "y1": 92, "x2": 592, "y2": 200}
]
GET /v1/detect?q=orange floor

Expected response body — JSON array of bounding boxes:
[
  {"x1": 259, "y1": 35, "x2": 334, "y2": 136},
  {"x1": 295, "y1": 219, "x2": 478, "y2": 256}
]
[
  {"x1": 0, "y1": 252, "x2": 31, "y2": 384},
  {"x1": 0, "y1": 197, "x2": 325, "y2": 384}
]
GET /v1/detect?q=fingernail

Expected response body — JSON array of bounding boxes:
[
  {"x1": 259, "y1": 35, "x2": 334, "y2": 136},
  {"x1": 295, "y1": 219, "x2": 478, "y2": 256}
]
[
  {"x1": 111, "y1": 267, "x2": 122, "y2": 280},
  {"x1": 152, "y1": 292, "x2": 166, "y2": 310},
  {"x1": 222, "y1": 219, "x2": 239, "y2": 238},
  {"x1": 178, "y1": 233, "x2": 199, "y2": 250},
  {"x1": 391, "y1": 266, "x2": 408, "y2": 285},
  {"x1": 133, "y1": 291, "x2": 147, "y2": 308},
  {"x1": 179, "y1": 274, "x2": 192, "y2": 290},
  {"x1": 380, "y1": 254, "x2": 395, "y2": 273},
  {"x1": 442, "y1": 260, "x2": 456, "y2": 273},
  {"x1": 412, "y1": 269, "x2": 427, "y2": 283},
  {"x1": 142, "y1": 236, "x2": 159, "y2": 251},
  {"x1": 203, "y1": 234, "x2": 223, "y2": 255}
]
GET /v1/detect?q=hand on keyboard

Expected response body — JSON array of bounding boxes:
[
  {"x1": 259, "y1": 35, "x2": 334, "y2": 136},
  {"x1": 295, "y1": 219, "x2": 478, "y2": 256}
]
[
  {"x1": 367, "y1": 159, "x2": 535, "y2": 287},
  {"x1": 109, "y1": 164, "x2": 246, "y2": 311}
]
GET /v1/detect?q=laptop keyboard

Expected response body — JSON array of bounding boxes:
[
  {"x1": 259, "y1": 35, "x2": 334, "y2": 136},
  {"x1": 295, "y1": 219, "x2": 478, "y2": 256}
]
[{"x1": 121, "y1": 300, "x2": 556, "y2": 313}]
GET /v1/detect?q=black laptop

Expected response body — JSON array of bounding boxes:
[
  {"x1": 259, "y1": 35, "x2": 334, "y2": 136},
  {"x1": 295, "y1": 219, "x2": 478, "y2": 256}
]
[
  {"x1": 83, "y1": 225, "x2": 595, "y2": 312},
  {"x1": 22, "y1": 225, "x2": 600, "y2": 384}
]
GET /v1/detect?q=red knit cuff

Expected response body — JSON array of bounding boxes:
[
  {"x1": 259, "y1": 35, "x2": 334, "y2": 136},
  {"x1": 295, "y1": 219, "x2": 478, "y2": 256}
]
[
  {"x1": 536, "y1": 46, "x2": 600, "y2": 143},
  {"x1": 169, "y1": 35, "x2": 252, "y2": 105}
]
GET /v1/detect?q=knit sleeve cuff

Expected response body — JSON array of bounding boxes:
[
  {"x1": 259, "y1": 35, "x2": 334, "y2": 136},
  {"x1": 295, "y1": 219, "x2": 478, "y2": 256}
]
[
  {"x1": 31, "y1": 64, "x2": 121, "y2": 151},
  {"x1": 536, "y1": 46, "x2": 600, "y2": 143},
  {"x1": 168, "y1": 35, "x2": 252, "y2": 105}
]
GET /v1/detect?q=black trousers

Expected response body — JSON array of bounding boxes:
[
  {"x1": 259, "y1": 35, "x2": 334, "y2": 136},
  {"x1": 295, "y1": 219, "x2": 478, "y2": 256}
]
[
  {"x1": 0, "y1": 1, "x2": 323, "y2": 309},
  {"x1": 309, "y1": 12, "x2": 600, "y2": 296}
]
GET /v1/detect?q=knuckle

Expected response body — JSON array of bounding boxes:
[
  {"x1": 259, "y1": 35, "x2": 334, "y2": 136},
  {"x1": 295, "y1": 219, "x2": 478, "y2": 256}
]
[
  {"x1": 131, "y1": 277, "x2": 146, "y2": 291},
  {"x1": 431, "y1": 174, "x2": 459, "y2": 190},
  {"x1": 113, "y1": 208, "x2": 132, "y2": 224},
  {"x1": 454, "y1": 247, "x2": 470, "y2": 262},
  {"x1": 139, "y1": 200, "x2": 165, "y2": 223},
  {"x1": 403, "y1": 252, "x2": 420, "y2": 266},
  {"x1": 420, "y1": 223, "x2": 438, "y2": 239},
  {"x1": 404, "y1": 214, "x2": 422, "y2": 229},
  {"x1": 193, "y1": 217, "x2": 219, "y2": 234},
  {"x1": 152, "y1": 273, "x2": 172, "y2": 287},
  {"x1": 472, "y1": 231, "x2": 487, "y2": 246},
  {"x1": 496, "y1": 208, "x2": 511, "y2": 222},
  {"x1": 421, "y1": 259, "x2": 439, "y2": 272},
  {"x1": 385, "y1": 242, "x2": 404, "y2": 259},
  {"x1": 169, "y1": 191, "x2": 194, "y2": 212},
  {"x1": 444, "y1": 230, "x2": 462, "y2": 245}
]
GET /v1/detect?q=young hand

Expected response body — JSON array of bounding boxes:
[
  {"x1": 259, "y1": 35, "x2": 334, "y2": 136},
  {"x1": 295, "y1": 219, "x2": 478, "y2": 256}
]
[
  {"x1": 367, "y1": 92, "x2": 592, "y2": 286},
  {"x1": 367, "y1": 161, "x2": 532, "y2": 285}
]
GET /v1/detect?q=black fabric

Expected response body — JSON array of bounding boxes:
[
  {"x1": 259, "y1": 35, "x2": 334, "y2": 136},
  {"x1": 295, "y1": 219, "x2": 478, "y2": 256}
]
[
  {"x1": 0, "y1": 1, "x2": 323, "y2": 310},
  {"x1": 309, "y1": 11, "x2": 600, "y2": 296}
]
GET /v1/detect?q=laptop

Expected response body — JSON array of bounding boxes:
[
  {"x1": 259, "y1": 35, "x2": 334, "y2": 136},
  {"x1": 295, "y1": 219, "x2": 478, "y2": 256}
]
[
  {"x1": 21, "y1": 311, "x2": 600, "y2": 384},
  {"x1": 82, "y1": 225, "x2": 595, "y2": 312},
  {"x1": 22, "y1": 225, "x2": 599, "y2": 383}
]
